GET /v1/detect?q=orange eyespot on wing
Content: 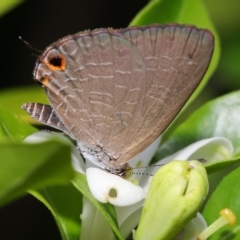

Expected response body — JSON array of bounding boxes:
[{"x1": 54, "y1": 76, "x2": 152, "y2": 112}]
[
  {"x1": 44, "y1": 54, "x2": 66, "y2": 71},
  {"x1": 39, "y1": 76, "x2": 50, "y2": 86}
]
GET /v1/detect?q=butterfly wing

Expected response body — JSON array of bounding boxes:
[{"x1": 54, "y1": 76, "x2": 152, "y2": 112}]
[
  {"x1": 32, "y1": 24, "x2": 214, "y2": 168},
  {"x1": 34, "y1": 29, "x2": 147, "y2": 156},
  {"x1": 113, "y1": 24, "x2": 214, "y2": 164}
]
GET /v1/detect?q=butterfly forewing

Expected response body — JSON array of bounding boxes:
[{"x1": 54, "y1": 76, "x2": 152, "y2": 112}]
[{"x1": 25, "y1": 24, "x2": 214, "y2": 173}]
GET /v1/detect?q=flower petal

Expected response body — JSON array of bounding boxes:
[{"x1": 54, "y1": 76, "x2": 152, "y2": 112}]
[
  {"x1": 129, "y1": 137, "x2": 161, "y2": 168},
  {"x1": 24, "y1": 131, "x2": 59, "y2": 143},
  {"x1": 115, "y1": 201, "x2": 143, "y2": 239},
  {"x1": 86, "y1": 168, "x2": 146, "y2": 206},
  {"x1": 155, "y1": 137, "x2": 232, "y2": 166},
  {"x1": 24, "y1": 132, "x2": 86, "y2": 174},
  {"x1": 71, "y1": 148, "x2": 85, "y2": 174},
  {"x1": 80, "y1": 196, "x2": 113, "y2": 240},
  {"x1": 182, "y1": 213, "x2": 207, "y2": 240}
]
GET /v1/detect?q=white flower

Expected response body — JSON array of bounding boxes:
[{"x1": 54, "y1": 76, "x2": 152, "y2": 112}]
[
  {"x1": 84, "y1": 136, "x2": 161, "y2": 206},
  {"x1": 78, "y1": 136, "x2": 233, "y2": 240},
  {"x1": 24, "y1": 132, "x2": 233, "y2": 240}
]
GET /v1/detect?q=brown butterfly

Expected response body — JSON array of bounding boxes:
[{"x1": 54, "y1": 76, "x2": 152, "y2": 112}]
[{"x1": 22, "y1": 24, "x2": 214, "y2": 176}]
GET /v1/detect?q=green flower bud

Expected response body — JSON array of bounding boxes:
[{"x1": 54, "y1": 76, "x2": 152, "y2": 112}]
[{"x1": 135, "y1": 160, "x2": 208, "y2": 240}]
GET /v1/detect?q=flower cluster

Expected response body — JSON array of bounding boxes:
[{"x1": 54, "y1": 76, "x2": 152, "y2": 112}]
[{"x1": 24, "y1": 132, "x2": 233, "y2": 239}]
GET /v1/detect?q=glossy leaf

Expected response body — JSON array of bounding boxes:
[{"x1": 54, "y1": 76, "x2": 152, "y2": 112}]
[
  {"x1": 30, "y1": 184, "x2": 82, "y2": 240},
  {"x1": 0, "y1": 86, "x2": 48, "y2": 123},
  {"x1": 0, "y1": 140, "x2": 74, "y2": 207},
  {"x1": 203, "y1": 166, "x2": 240, "y2": 239},
  {"x1": 0, "y1": 104, "x2": 36, "y2": 141},
  {"x1": 155, "y1": 91, "x2": 240, "y2": 162},
  {"x1": 0, "y1": 0, "x2": 23, "y2": 17}
]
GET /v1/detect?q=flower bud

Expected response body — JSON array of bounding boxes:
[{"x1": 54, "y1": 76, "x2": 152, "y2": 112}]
[{"x1": 135, "y1": 160, "x2": 208, "y2": 240}]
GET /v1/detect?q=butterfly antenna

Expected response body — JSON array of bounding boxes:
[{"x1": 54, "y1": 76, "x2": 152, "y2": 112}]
[{"x1": 19, "y1": 36, "x2": 42, "y2": 54}]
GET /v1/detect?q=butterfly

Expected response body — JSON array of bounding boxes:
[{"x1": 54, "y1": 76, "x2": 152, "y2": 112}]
[{"x1": 22, "y1": 24, "x2": 214, "y2": 176}]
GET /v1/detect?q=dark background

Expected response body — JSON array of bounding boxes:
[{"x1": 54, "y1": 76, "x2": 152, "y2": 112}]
[
  {"x1": 0, "y1": 0, "x2": 148, "y2": 89},
  {"x1": 0, "y1": 0, "x2": 240, "y2": 239}
]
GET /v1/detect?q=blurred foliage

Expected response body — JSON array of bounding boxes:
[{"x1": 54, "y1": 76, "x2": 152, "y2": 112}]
[
  {"x1": 0, "y1": 86, "x2": 48, "y2": 123},
  {"x1": 203, "y1": 0, "x2": 240, "y2": 96},
  {"x1": 0, "y1": 0, "x2": 23, "y2": 17}
]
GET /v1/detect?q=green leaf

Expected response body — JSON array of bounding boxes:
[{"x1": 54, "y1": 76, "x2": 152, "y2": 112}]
[
  {"x1": 0, "y1": 139, "x2": 74, "y2": 207},
  {"x1": 0, "y1": 86, "x2": 48, "y2": 122},
  {"x1": 0, "y1": 104, "x2": 37, "y2": 141},
  {"x1": 0, "y1": 0, "x2": 23, "y2": 17},
  {"x1": 205, "y1": 155, "x2": 240, "y2": 174},
  {"x1": 155, "y1": 91, "x2": 240, "y2": 161},
  {"x1": 30, "y1": 184, "x2": 82, "y2": 240},
  {"x1": 203, "y1": 166, "x2": 240, "y2": 239},
  {"x1": 72, "y1": 173, "x2": 124, "y2": 240},
  {"x1": 130, "y1": 0, "x2": 220, "y2": 135}
]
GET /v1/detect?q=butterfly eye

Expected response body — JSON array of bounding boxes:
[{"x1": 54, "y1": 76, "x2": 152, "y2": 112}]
[{"x1": 46, "y1": 54, "x2": 66, "y2": 71}]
